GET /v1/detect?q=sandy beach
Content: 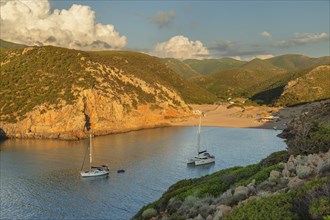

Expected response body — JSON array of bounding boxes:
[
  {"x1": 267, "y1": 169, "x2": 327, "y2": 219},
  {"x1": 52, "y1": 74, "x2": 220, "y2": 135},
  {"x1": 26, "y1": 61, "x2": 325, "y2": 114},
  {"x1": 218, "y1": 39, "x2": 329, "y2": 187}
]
[{"x1": 172, "y1": 103, "x2": 317, "y2": 130}]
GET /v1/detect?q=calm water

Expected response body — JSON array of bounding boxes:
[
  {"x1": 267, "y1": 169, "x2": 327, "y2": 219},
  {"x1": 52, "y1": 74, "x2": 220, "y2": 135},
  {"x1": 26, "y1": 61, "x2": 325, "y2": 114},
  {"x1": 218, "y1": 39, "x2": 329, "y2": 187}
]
[{"x1": 0, "y1": 127, "x2": 286, "y2": 219}]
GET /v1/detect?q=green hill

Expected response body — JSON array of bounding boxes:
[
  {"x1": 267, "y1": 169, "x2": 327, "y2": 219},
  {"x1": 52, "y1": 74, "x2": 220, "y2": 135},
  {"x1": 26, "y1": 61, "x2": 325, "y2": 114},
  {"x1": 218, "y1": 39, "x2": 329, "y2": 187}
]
[
  {"x1": 0, "y1": 46, "x2": 216, "y2": 123},
  {"x1": 0, "y1": 39, "x2": 27, "y2": 49},
  {"x1": 268, "y1": 54, "x2": 330, "y2": 71},
  {"x1": 90, "y1": 51, "x2": 217, "y2": 104},
  {"x1": 162, "y1": 58, "x2": 201, "y2": 79},
  {"x1": 184, "y1": 58, "x2": 246, "y2": 75},
  {"x1": 275, "y1": 65, "x2": 330, "y2": 106},
  {"x1": 190, "y1": 55, "x2": 330, "y2": 104}
]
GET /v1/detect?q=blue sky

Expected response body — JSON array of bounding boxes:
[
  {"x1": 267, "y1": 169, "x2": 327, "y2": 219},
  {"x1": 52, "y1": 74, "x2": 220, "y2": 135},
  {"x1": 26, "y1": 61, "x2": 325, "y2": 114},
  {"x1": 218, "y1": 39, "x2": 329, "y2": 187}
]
[{"x1": 1, "y1": 0, "x2": 329, "y2": 60}]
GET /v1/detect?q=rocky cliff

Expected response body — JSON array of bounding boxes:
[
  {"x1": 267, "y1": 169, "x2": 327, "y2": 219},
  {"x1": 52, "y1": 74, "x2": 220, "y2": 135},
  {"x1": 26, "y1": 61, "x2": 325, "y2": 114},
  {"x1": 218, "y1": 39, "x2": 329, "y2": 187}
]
[{"x1": 0, "y1": 46, "x2": 199, "y2": 140}]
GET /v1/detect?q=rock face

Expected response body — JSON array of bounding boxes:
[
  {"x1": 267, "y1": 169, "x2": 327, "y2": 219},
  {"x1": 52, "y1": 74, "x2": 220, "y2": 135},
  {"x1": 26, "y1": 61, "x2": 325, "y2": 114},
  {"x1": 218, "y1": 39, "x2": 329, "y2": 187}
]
[
  {"x1": 0, "y1": 89, "x2": 191, "y2": 140},
  {"x1": 0, "y1": 47, "x2": 195, "y2": 140}
]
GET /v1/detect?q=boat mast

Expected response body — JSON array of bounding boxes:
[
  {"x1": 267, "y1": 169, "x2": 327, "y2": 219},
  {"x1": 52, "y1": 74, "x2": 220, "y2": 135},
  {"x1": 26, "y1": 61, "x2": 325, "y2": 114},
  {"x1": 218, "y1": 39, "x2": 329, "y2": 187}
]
[
  {"x1": 89, "y1": 131, "x2": 92, "y2": 170},
  {"x1": 197, "y1": 115, "x2": 201, "y2": 154}
]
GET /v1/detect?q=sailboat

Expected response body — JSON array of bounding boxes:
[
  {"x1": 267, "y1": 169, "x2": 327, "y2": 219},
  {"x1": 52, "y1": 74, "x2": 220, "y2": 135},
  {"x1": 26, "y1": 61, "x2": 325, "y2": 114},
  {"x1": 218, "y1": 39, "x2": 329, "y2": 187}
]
[
  {"x1": 187, "y1": 114, "x2": 215, "y2": 166},
  {"x1": 80, "y1": 132, "x2": 109, "y2": 177}
]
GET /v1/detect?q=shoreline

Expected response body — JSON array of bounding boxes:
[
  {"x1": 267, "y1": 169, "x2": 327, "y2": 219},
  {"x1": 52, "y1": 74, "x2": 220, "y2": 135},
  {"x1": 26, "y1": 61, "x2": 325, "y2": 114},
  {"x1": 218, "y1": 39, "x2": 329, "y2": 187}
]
[{"x1": 171, "y1": 102, "x2": 320, "y2": 130}]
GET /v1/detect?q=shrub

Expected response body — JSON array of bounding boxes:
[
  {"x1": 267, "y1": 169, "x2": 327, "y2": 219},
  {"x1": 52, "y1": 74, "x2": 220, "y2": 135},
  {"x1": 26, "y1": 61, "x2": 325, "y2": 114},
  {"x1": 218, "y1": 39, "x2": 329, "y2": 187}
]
[
  {"x1": 309, "y1": 197, "x2": 330, "y2": 219},
  {"x1": 223, "y1": 193, "x2": 298, "y2": 220},
  {"x1": 141, "y1": 208, "x2": 157, "y2": 219},
  {"x1": 260, "y1": 150, "x2": 290, "y2": 167},
  {"x1": 287, "y1": 125, "x2": 330, "y2": 155}
]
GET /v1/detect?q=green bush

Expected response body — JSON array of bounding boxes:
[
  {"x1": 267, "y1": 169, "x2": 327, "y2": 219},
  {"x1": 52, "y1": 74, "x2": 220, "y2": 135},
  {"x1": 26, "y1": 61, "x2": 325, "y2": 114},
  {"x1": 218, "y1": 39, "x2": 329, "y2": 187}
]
[
  {"x1": 223, "y1": 193, "x2": 298, "y2": 220},
  {"x1": 141, "y1": 208, "x2": 157, "y2": 219},
  {"x1": 309, "y1": 197, "x2": 330, "y2": 219},
  {"x1": 287, "y1": 125, "x2": 330, "y2": 155}
]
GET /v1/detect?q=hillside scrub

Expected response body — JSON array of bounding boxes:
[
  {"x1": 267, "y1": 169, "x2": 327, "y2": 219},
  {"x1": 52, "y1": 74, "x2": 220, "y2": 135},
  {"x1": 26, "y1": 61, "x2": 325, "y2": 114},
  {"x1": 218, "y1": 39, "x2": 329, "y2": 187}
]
[
  {"x1": 134, "y1": 151, "x2": 288, "y2": 219},
  {"x1": 0, "y1": 46, "x2": 216, "y2": 124},
  {"x1": 279, "y1": 100, "x2": 330, "y2": 155}
]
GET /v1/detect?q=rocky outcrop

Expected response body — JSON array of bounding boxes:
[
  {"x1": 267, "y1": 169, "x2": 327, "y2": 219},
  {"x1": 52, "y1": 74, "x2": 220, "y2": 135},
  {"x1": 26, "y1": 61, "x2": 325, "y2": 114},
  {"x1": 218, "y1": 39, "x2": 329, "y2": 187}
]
[
  {"x1": 0, "y1": 89, "x2": 191, "y2": 140},
  {"x1": 0, "y1": 47, "x2": 197, "y2": 140}
]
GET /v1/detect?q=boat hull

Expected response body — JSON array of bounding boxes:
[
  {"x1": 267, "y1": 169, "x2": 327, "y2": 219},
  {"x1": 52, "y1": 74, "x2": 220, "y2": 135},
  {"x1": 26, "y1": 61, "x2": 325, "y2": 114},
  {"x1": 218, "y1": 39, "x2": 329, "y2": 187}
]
[
  {"x1": 194, "y1": 157, "x2": 215, "y2": 166},
  {"x1": 80, "y1": 169, "x2": 109, "y2": 177}
]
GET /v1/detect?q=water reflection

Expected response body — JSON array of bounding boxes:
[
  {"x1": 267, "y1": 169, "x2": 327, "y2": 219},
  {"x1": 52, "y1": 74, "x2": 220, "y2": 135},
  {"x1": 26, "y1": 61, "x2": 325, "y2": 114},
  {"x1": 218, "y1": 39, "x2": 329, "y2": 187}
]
[{"x1": 1, "y1": 127, "x2": 286, "y2": 219}]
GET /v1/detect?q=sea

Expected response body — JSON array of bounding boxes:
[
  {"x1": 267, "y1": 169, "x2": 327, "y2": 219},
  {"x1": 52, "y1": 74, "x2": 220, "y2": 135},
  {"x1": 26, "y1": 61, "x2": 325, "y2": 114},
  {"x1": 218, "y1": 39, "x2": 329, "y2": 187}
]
[{"x1": 0, "y1": 126, "x2": 287, "y2": 219}]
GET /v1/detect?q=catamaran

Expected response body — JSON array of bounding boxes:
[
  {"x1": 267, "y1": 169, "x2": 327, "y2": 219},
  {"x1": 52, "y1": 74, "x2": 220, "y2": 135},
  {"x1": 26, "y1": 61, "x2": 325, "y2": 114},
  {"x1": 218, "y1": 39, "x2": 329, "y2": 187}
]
[
  {"x1": 187, "y1": 114, "x2": 215, "y2": 166},
  {"x1": 80, "y1": 132, "x2": 109, "y2": 177}
]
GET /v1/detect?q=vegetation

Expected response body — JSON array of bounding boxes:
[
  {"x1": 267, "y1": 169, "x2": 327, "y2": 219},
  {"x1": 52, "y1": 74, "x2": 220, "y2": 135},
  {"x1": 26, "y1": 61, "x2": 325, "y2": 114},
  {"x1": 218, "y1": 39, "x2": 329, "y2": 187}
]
[
  {"x1": 184, "y1": 58, "x2": 246, "y2": 75},
  {"x1": 286, "y1": 125, "x2": 330, "y2": 155},
  {"x1": 162, "y1": 58, "x2": 201, "y2": 79},
  {"x1": 275, "y1": 65, "x2": 330, "y2": 106},
  {"x1": 134, "y1": 151, "x2": 287, "y2": 219},
  {"x1": 187, "y1": 55, "x2": 329, "y2": 105},
  {"x1": 90, "y1": 51, "x2": 217, "y2": 104},
  {"x1": 0, "y1": 46, "x2": 217, "y2": 122},
  {"x1": 224, "y1": 193, "x2": 298, "y2": 220},
  {"x1": 0, "y1": 39, "x2": 27, "y2": 49},
  {"x1": 224, "y1": 177, "x2": 330, "y2": 220}
]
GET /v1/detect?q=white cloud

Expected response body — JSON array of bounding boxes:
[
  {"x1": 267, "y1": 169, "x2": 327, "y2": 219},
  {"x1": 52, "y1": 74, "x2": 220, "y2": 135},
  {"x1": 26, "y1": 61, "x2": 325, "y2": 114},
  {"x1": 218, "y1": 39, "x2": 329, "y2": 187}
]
[
  {"x1": 260, "y1": 31, "x2": 272, "y2": 40},
  {"x1": 273, "y1": 32, "x2": 329, "y2": 47},
  {"x1": 255, "y1": 54, "x2": 274, "y2": 59},
  {"x1": 149, "y1": 10, "x2": 176, "y2": 28},
  {"x1": 153, "y1": 35, "x2": 209, "y2": 59},
  {"x1": 0, "y1": 0, "x2": 127, "y2": 50}
]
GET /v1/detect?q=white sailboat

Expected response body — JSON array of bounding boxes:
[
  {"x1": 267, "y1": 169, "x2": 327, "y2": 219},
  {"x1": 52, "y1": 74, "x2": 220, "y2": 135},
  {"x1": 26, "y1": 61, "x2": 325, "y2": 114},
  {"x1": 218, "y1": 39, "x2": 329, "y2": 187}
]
[
  {"x1": 80, "y1": 132, "x2": 109, "y2": 177},
  {"x1": 187, "y1": 114, "x2": 215, "y2": 166}
]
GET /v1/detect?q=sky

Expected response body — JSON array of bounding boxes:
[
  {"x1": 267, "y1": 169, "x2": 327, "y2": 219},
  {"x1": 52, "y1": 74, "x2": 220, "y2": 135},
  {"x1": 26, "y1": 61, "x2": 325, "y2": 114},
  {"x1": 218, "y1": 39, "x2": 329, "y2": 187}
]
[{"x1": 0, "y1": 0, "x2": 329, "y2": 60}]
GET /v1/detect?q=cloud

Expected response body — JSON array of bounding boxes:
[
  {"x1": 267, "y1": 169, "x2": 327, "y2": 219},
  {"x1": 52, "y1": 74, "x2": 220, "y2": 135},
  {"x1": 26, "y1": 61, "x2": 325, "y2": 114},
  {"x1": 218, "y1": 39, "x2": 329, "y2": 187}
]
[
  {"x1": 260, "y1": 31, "x2": 272, "y2": 40},
  {"x1": 149, "y1": 10, "x2": 176, "y2": 28},
  {"x1": 273, "y1": 32, "x2": 328, "y2": 47},
  {"x1": 209, "y1": 40, "x2": 267, "y2": 58},
  {"x1": 153, "y1": 35, "x2": 209, "y2": 59},
  {"x1": 0, "y1": 0, "x2": 126, "y2": 50}
]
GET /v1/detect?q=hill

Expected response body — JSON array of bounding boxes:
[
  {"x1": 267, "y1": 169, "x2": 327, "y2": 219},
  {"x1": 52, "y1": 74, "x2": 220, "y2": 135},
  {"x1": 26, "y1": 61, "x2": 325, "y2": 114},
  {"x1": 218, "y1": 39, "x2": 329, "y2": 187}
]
[
  {"x1": 275, "y1": 65, "x2": 330, "y2": 106},
  {"x1": 184, "y1": 58, "x2": 246, "y2": 75},
  {"x1": 0, "y1": 39, "x2": 27, "y2": 49},
  {"x1": 0, "y1": 46, "x2": 215, "y2": 140},
  {"x1": 191, "y1": 55, "x2": 330, "y2": 104},
  {"x1": 268, "y1": 54, "x2": 330, "y2": 71},
  {"x1": 162, "y1": 58, "x2": 201, "y2": 79}
]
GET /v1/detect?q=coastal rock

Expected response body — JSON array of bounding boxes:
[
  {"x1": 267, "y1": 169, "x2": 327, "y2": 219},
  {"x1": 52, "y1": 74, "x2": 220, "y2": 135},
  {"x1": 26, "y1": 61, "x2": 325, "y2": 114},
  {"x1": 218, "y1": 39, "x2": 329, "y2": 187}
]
[
  {"x1": 316, "y1": 157, "x2": 330, "y2": 176},
  {"x1": 219, "y1": 188, "x2": 233, "y2": 205},
  {"x1": 247, "y1": 179, "x2": 256, "y2": 194},
  {"x1": 282, "y1": 165, "x2": 291, "y2": 177},
  {"x1": 288, "y1": 176, "x2": 305, "y2": 189},
  {"x1": 213, "y1": 205, "x2": 232, "y2": 220},
  {"x1": 206, "y1": 215, "x2": 213, "y2": 220},
  {"x1": 270, "y1": 170, "x2": 281, "y2": 178},
  {"x1": 193, "y1": 214, "x2": 204, "y2": 220},
  {"x1": 286, "y1": 157, "x2": 296, "y2": 172},
  {"x1": 1, "y1": 89, "x2": 191, "y2": 140},
  {"x1": 233, "y1": 186, "x2": 249, "y2": 201},
  {"x1": 257, "y1": 180, "x2": 277, "y2": 191}
]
